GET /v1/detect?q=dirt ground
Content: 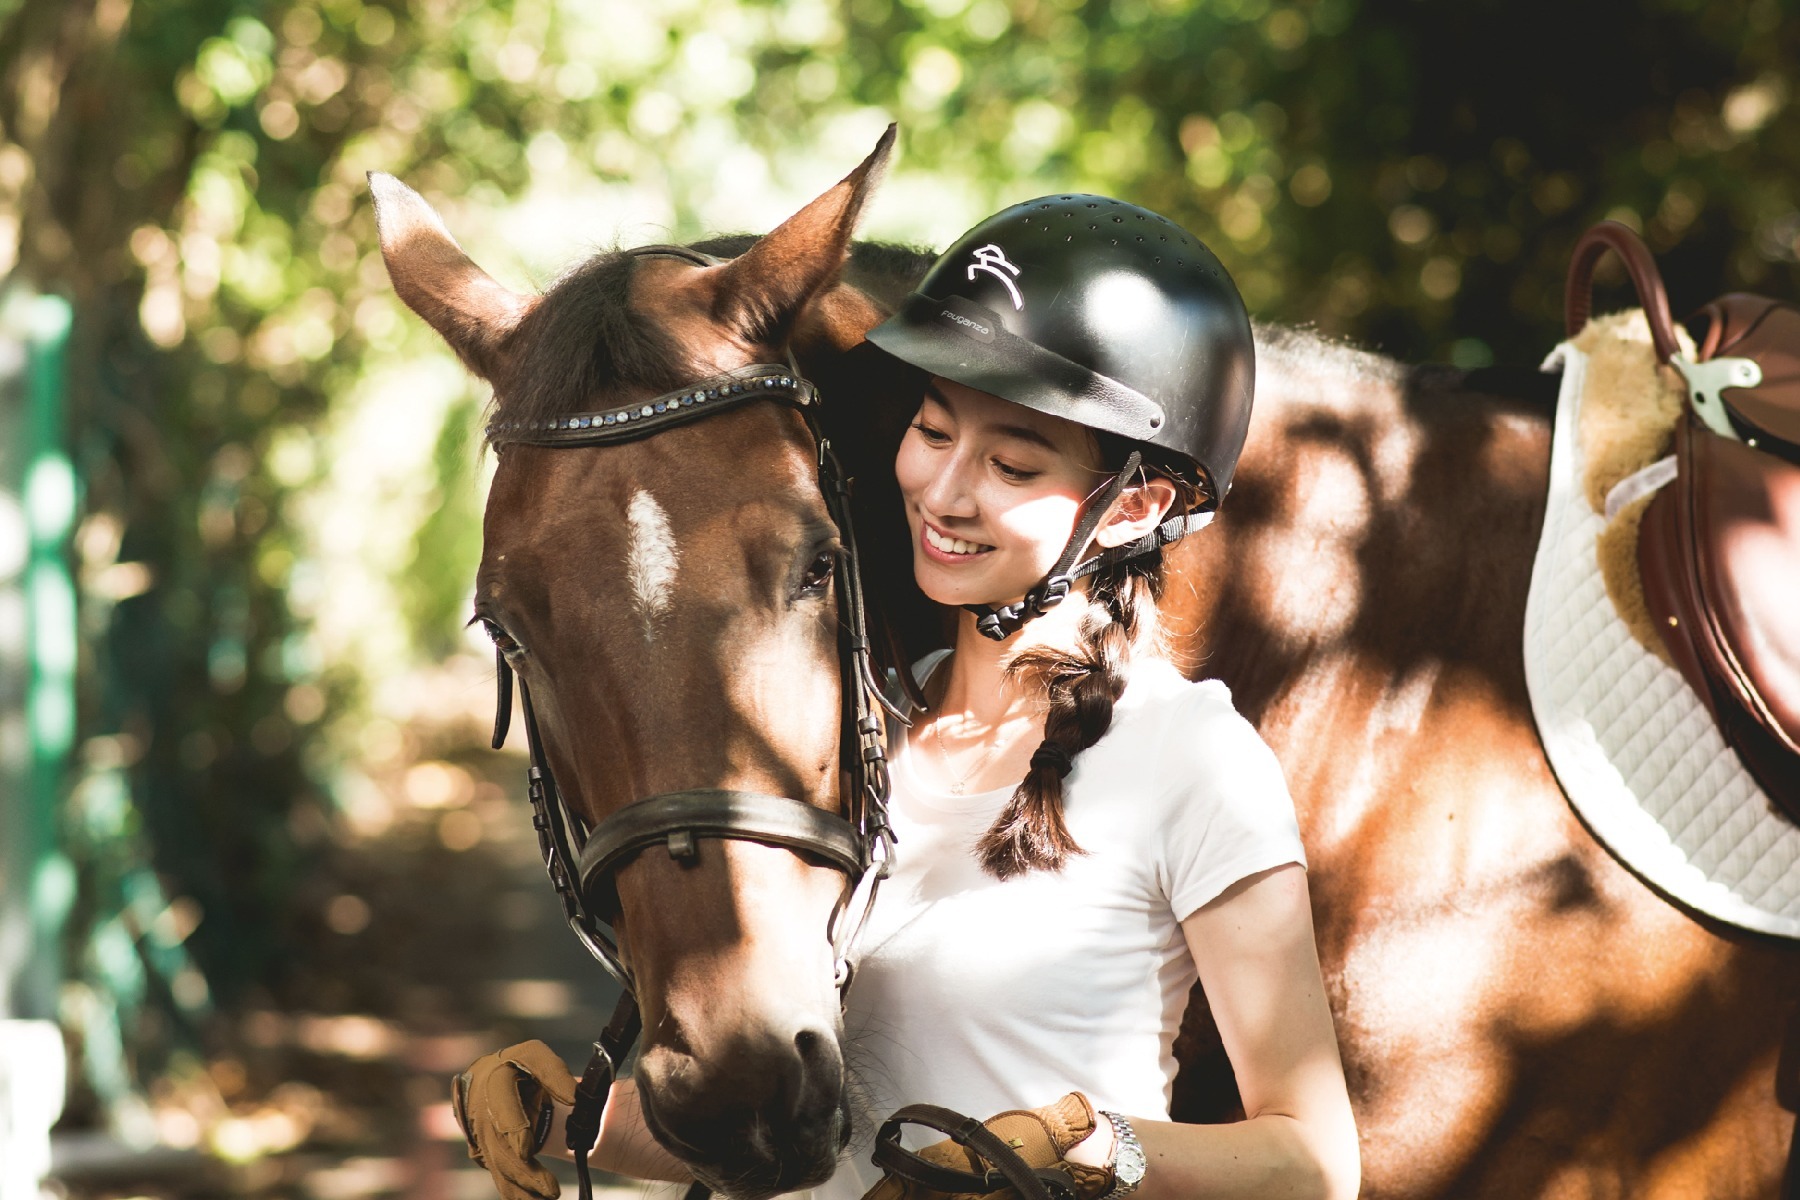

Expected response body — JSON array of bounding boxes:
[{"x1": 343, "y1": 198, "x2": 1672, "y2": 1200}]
[{"x1": 50, "y1": 730, "x2": 681, "y2": 1200}]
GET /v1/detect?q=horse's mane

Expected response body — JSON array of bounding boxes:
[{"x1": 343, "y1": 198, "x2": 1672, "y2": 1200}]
[{"x1": 1252, "y1": 321, "x2": 1407, "y2": 389}]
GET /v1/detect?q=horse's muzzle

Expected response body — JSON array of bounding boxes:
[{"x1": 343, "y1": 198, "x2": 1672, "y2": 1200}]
[{"x1": 637, "y1": 1024, "x2": 849, "y2": 1199}]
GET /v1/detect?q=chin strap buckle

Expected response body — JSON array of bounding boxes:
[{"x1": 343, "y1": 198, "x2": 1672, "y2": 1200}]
[
  {"x1": 1033, "y1": 575, "x2": 1071, "y2": 610},
  {"x1": 970, "y1": 573, "x2": 1074, "y2": 642},
  {"x1": 965, "y1": 451, "x2": 1143, "y2": 643}
]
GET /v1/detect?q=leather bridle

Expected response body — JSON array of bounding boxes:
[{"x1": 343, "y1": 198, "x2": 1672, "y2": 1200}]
[{"x1": 482, "y1": 247, "x2": 901, "y2": 1200}]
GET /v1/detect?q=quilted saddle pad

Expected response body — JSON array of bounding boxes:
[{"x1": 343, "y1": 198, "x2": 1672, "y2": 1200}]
[{"x1": 1526, "y1": 341, "x2": 1800, "y2": 940}]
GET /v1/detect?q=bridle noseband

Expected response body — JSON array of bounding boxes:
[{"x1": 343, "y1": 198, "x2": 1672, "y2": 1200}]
[{"x1": 482, "y1": 247, "x2": 900, "y2": 1199}]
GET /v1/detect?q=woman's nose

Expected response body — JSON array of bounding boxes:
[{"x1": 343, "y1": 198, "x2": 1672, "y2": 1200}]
[{"x1": 920, "y1": 451, "x2": 978, "y2": 518}]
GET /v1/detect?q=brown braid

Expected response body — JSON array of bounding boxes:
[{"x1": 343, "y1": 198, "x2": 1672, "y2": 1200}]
[{"x1": 977, "y1": 558, "x2": 1165, "y2": 878}]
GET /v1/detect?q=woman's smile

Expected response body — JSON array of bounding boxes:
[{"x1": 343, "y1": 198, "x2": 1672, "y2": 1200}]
[{"x1": 921, "y1": 521, "x2": 995, "y2": 561}]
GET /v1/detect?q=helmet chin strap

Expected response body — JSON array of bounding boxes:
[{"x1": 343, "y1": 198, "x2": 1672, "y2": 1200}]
[
  {"x1": 964, "y1": 451, "x2": 1221, "y2": 642},
  {"x1": 964, "y1": 450, "x2": 1140, "y2": 642}
]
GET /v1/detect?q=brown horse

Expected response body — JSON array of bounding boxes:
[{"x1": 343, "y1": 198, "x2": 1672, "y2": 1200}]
[
  {"x1": 372, "y1": 135, "x2": 918, "y2": 1198},
  {"x1": 375, "y1": 132, "x2": 1800, "y2": 1199}
]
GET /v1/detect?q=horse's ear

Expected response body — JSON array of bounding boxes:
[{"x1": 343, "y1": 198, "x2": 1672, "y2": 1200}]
[
  {"x1": 369, "y1": 172, "x2": 535, "y2": 381},
  {"x1": 711, "y1": 124, "x2": 896, "y2": 345}
]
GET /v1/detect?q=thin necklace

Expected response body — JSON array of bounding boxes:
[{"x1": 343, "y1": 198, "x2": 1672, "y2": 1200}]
[{"x1": 928, "y1": 710, "x2": 1006, "y2": 795}]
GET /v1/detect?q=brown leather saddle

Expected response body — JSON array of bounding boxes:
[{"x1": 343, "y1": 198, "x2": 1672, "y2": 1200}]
[{"x1": 1565, "y1": 221, "x2": 1800, "y2": 824}]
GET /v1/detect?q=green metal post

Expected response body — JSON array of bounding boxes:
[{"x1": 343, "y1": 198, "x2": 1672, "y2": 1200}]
[{"x1": 1, "y1": 291, "x2": 75, "y2": 1023}]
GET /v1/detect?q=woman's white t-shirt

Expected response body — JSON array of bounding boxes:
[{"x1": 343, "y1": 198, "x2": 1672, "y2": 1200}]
[{"x1": 814, "y1": 655, "x2": 1305, "y2": 1200}]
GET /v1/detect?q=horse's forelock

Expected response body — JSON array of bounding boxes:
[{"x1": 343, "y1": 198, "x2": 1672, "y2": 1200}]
[{"x1": 488, "y1": 250, "x2": 698, "y2": 435}]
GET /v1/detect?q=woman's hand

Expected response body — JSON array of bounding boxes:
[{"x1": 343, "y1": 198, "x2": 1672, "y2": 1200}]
[
  {"x1": 860, "y1": 1093, "x2": 1115, "y2": 1200},
  {"x1": 453, "y1": 1041, "x2": 580, "y2": 1200},
  {"x1": 454, "y1": 1044, "x2": 692, "y2": 1196}
]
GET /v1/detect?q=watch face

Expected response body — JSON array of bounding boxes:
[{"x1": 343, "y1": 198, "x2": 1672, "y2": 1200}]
[{"x1": 1116, "y1": 1142, "x2": 1147, "y2": 1185}]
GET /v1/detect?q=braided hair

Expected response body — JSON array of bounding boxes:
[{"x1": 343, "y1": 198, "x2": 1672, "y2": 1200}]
[{"x1": 975, "y1": 449, "x2": 1204, "y2": 880}]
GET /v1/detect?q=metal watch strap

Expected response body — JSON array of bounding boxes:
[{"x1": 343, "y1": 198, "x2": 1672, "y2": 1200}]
[{"x1": 1096, "y1": 1110, "x2": 1146, "y2": 1200}]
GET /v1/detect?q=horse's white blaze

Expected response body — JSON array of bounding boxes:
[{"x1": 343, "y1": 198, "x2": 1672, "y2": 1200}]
[{"x1": 626, "y1": 489, "x2": 678, "y2": 638}]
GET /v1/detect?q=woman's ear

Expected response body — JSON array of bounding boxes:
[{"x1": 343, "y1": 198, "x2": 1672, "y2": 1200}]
[{"x1": 1094, "y1": 477, "x2": 1178, "y2": 548}]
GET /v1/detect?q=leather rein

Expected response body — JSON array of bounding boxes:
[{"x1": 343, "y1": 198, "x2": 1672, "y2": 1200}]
[{"x1": 482, "y1": 247, "x2": 900, "y2": 1200}]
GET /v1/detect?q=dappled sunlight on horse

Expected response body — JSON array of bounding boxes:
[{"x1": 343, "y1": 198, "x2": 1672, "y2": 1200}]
[{"x1": 1152, "y1": 328, "x2": 1800, "y2": 1198}]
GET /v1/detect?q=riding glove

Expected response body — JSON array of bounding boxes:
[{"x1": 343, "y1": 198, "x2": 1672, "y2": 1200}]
[
  {"x1": 860, "y1": 1092, "x2": 1115, "y2": 1200},
  {"x1": 453, "y1": 1040, "x2": 581, "y2": 1200}
]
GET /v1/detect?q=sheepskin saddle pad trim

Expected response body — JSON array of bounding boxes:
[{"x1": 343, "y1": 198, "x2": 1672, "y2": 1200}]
[{"x1": 1527, "y1": 327, "x2": 1800, "y2": 941}]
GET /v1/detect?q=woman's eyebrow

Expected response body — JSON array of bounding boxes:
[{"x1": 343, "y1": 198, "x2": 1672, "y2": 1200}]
[
  {"x1": 990, "y1": 423, "x2": 1058, "y2": 451},
  {"x1": 922, "y1": 381, "x2": 1059, "y2": 452}
]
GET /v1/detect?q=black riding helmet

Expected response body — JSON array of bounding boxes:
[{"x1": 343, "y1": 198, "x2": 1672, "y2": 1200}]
[{"x1": 866, "y1": 194, "x2": 1255, "y2": 640}]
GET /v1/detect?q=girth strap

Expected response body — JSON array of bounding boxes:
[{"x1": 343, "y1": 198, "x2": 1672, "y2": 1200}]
[{"x1": 578, "y1": 788, "x2": 865, "y2": 910}]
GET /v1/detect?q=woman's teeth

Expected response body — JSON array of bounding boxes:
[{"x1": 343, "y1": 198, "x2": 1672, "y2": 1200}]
[{"x1": 925, "y1": 526, "x2": 992, "y2": 556}]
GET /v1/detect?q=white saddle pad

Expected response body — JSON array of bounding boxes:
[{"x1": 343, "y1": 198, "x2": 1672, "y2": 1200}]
[{"x1": 1525, "y1": 342, "x2": 1800, "y2": 941}]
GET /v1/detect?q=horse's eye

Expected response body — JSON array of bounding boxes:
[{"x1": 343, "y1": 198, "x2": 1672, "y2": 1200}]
[
  {"x1": 481, "y1": 618, "x2": 524, "y2": 657},
  {"x1": 798, "y1": 549, "x2": 838, "y2": 598}
]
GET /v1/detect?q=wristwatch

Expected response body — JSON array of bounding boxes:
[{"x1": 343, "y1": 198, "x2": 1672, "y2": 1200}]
[{"x1": 1097, "y1": 1111, "x2": 1146, "y2": 1199}]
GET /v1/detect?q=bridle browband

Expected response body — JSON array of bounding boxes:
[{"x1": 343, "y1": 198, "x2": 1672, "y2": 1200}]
[{"x1": 482, "y1": 246, "x2": 900, "y2": 1200}]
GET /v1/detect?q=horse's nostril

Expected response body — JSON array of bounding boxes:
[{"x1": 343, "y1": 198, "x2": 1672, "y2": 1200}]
[
  {"x1": 789, "y1": 1026, "x2": 844, "y2": 1120},
  {"x1": 794, "y1": 1027, "x2": 825, "y2": 1061},
  {"x1": 793, "y1": 1027, "x2": 838, "y2": 1074}
]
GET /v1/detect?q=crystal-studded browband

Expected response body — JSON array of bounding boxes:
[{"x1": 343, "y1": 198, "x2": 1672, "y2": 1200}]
[{"x1": 484, "y1": 363, "x2": 817, "y2": 449}]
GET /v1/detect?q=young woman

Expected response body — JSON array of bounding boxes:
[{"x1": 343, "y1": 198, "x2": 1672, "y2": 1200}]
[
  {"x1": 815, "y1": 195, "x2": 1359, "y2": 1200},
  {"x1": 453, "y1": 196, "x2": 1358, "y2": 1200}
]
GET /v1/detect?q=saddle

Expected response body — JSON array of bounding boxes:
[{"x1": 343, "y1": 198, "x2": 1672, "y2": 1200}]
[{"x1": 1565, "y1": 222, "x2": 1800, "y2": 822}]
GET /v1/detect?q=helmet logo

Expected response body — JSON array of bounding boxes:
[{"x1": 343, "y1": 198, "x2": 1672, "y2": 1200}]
[{"x1": 966, "y1": 245, "x2": 1023, "y2": 311}]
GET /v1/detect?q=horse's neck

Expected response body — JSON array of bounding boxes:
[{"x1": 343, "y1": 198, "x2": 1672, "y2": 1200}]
[{"x1": 1172, "y1": 325, "x2": 1556, "y2": 744}]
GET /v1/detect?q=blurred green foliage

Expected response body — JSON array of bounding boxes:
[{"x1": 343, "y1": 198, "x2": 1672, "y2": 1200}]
[{"x1": 5, "y1": 0, "x2": 1799, "y2": 1127}]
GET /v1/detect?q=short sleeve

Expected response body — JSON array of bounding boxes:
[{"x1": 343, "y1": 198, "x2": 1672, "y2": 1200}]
[{"x1": 1154, "y1": 680, "x2": 1306, "y2": 921}]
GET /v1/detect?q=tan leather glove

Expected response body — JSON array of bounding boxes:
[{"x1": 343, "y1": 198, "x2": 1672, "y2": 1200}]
[
  {"x1": 861, "y1": 1093, "x2": 1114, "y2": 1200},
  {"x1": 453, "y1": 1041, "x2": 581, "y2": 1200}
]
